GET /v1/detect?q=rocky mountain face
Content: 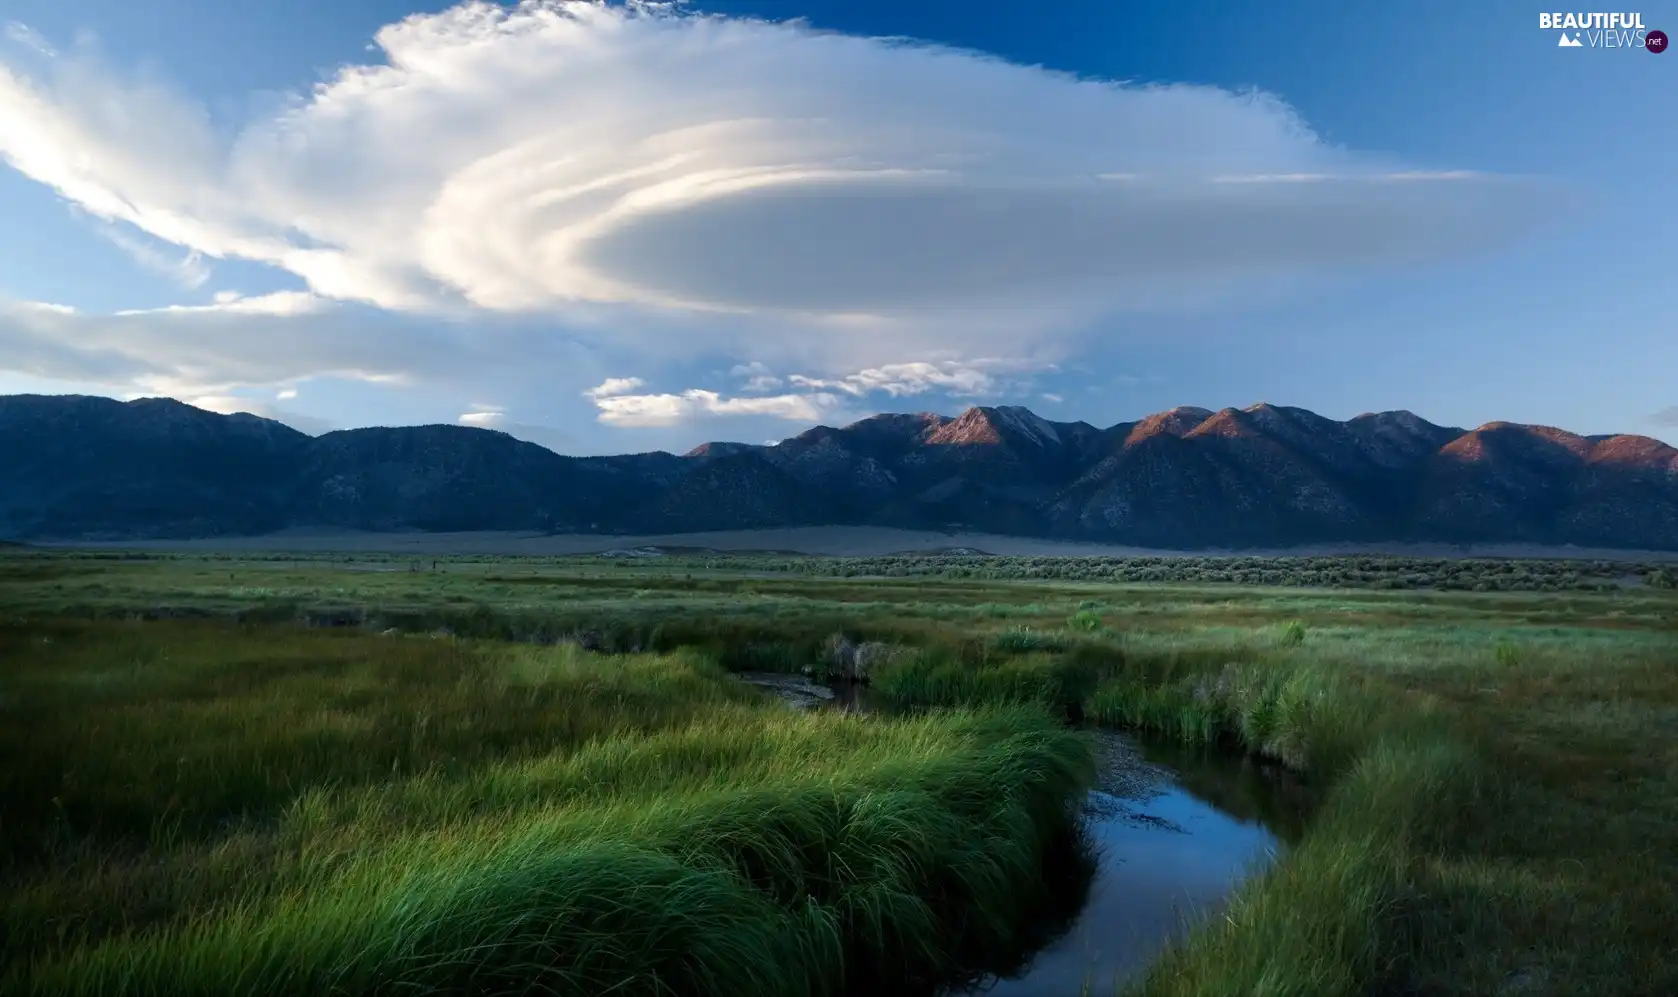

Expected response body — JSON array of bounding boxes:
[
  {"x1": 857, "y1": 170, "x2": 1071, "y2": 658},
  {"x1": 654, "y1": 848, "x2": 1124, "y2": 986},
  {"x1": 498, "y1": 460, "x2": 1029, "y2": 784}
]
[{"x1": 3, "y1": 394, "x2": 1676, "y2": 549}]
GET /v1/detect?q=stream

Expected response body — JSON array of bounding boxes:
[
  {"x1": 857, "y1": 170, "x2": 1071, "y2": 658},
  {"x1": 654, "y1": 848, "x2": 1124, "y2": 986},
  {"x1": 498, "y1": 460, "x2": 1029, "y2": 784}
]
[
  {"x1": 969, "y1": 732, "x2": 1303, "y2": 995},
  {"x1": 735, "y1": 672, "x2": 1306, "y2": 996}
]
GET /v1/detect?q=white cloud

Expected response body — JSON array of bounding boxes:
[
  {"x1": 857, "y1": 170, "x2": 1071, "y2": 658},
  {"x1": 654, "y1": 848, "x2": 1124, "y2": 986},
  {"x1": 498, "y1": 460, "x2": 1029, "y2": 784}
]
[
  {"x1": 186, "y1": 394, "x2": 254, "y2": 413},
  {"x1": 787, "y1": 358, "x2": 1051, "y2": 398},
  {"x1": 276, "y1": 387, "x2": 298, "y2": 400},
  {"x1": 0, "y1": 291, "x2": 611, "y2": 404},
  {"x1": 459, "y1": 408, "x2": 503, "y2": 426},
  {"x1": 0, "y1": 1, "x2": 1542, "y2": 330},
  {"x1": 584, "y1": 376, "x2": 645, "y2": 399},
  {"x1": 580, "y1": 356, "x2": 1053, "y2": 429},
  {"x1": 586, "y1": 384, "x2": 846, "y2": 428},
  {"x1": 0, "y1": 292, "x2": 405, "y2": 393}
]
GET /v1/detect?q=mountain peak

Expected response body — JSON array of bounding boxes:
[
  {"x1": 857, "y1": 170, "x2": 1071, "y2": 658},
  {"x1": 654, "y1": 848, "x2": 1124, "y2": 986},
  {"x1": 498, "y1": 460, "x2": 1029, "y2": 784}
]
[
  {"x1": 684, "y1": 441, "x2": 764, "y2": 460},
  {"x1": 830, "y1": 411, "x2": 947, "y2": 443},
  {"x1": 1349, "y1": 409, "x2": 1451, "y2": 438},
  {"x1": 4, "y1": 393, "x2": 1677, "y2": 549},
  {"x1": 1184, "y1": 407, "x2": 1257, "y2": 439},
  {"x1": 1122, "y1": 405, "x2": 1214, "y2": 444},
  {"x1": 1353, "y1": 408, "x2": 1427, "y2": 425},
  {"x1": 988, "y1": 405, "x2": 1063, "y2": 447},
  {"x1": 923, "y1": 405, "x2": 1063, "y2": 448},
  {"x1": 925, "y1": 407, "x2": 1006, "y2": 445}
]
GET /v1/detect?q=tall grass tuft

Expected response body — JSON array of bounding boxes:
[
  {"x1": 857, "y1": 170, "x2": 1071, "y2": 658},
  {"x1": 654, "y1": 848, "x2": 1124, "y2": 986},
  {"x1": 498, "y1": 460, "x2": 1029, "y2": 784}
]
[
  {"x1": 988, "y1": 626, "x2": 1074, "y2": 654},
  {"x1": 1130, "y1": 730, "x2": 1484, "y2": 997},
  {"x1": 1069, "y1": 609, "x2": 1105, "y2": 633},
  {"x1": 873, "y1": 645, "x2": 1101, "y2": 717},
  {"x1": 2, "y1": 621, "x2": 1098, "y2": 997}
]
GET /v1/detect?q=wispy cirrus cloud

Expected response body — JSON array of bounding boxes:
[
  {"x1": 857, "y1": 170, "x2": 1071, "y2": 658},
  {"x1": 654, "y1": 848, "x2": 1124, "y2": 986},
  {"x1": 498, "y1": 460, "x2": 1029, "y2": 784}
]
[
  {"x1": 87, "y1": 220, "x2": 212, "y2": 289},
  {"x1": 729, "y1": 362, "x2": 783, "y2": 393},
  {"x1": 786, "y1": 359, "x2": 1054, "y2": 398}
]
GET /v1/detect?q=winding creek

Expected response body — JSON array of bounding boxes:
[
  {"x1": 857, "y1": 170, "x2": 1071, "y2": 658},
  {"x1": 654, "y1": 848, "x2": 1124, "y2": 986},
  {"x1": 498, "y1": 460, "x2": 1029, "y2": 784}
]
[
  {"x1": 736, "y1": 672, "x2": 1308, "y2": 996},
  {"x1": 971, "y1": 732, "x2": 1303, "y2": 995}
]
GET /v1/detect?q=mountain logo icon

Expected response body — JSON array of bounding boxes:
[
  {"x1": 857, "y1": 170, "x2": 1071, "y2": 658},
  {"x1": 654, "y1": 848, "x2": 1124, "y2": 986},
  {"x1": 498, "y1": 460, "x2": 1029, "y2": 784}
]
[{"x1": 1558, "y1": 31, "x2": 1584, "y2": 46}]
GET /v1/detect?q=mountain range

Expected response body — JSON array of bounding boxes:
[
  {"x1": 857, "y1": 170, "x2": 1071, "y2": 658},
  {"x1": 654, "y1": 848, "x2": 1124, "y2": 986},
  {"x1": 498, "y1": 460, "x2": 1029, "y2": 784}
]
[{"x1": 3, "y1": 393, "x2": 1677, "y2": 549}]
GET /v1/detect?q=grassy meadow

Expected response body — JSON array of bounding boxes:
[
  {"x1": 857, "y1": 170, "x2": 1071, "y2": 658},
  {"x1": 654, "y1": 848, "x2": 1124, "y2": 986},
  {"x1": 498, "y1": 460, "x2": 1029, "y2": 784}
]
[{"x1": 2, "y1": 547, "x2": 1677, "y2": 995}]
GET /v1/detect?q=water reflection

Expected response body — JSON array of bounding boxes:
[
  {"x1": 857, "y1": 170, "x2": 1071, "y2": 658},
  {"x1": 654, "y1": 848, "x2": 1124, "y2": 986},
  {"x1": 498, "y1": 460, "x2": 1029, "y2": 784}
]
[
  {"x1": 969, "y1": 731, "x2": 1298, "y2": 997},
  {"x1": 735, "y1": 671, "x2": 879, "y2": 713},
  {"x1": 829, "y1": 678, "x2": 878, "y2": 714}
]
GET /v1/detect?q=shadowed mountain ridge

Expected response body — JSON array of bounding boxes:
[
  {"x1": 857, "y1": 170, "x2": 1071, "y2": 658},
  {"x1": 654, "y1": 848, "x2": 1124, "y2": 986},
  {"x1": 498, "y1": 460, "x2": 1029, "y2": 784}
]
[{"x1": 2, "y1": 394, "x2": 1674, "y2": 548}]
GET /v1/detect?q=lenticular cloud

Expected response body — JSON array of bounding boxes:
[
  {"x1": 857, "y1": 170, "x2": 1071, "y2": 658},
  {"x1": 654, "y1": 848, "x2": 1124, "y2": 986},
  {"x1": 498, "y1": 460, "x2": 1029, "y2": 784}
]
[{"x1": 0, "y1": 0, "x2": 1539, "y2": 318}]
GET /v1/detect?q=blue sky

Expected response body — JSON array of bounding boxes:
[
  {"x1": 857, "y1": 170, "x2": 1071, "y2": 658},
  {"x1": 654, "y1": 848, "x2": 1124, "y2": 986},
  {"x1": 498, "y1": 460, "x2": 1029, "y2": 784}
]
[{"x1": 0, "y1": 0, "x2": 1672, "y2": 454}]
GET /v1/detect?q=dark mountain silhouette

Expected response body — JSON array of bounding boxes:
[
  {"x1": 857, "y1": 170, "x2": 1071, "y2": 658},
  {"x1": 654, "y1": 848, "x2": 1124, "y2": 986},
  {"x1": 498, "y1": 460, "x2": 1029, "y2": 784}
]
[{"x1": 2, "y1": 394, "x2": 1676, "y2": 549}]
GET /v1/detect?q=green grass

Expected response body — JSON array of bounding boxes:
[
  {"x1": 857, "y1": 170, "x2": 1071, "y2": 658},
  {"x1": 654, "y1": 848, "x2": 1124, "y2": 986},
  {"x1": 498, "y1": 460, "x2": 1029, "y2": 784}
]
[
  {"x1": 873, "y1": 645, "x2": 1104, "y2": 719},
  {"x1": 3, "y1": 548, "x2": 1678, "y2": 995},
  {"x1": 588, "y1": 550, "x2": 1659, "y2": 593},
  {"x1": 1, "y1": 619, "x2": 1096, "y2": 997},
  {"x1": 1105, "y1": 628, "x2": 1678, "y2": 996}
]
